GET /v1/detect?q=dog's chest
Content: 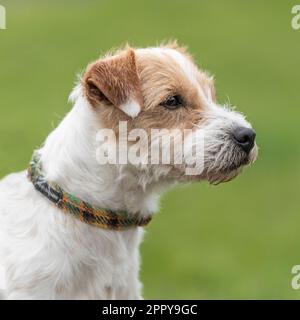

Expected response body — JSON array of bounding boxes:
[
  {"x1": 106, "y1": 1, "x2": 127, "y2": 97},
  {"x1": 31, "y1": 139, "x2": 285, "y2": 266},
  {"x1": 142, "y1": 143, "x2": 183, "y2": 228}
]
[
  {"x1": 65, "y1": 226, "x2": 144, "y2": 299},
  {"x1": 0, "y1": 172, "x2": 146, "y2": 299}
]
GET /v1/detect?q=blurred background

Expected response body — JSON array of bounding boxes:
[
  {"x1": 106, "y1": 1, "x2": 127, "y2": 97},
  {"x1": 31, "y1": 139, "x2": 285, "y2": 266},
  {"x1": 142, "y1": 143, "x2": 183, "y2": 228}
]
[{"x1": 0, "y1": 0, "x2": 299, "y2": 299}]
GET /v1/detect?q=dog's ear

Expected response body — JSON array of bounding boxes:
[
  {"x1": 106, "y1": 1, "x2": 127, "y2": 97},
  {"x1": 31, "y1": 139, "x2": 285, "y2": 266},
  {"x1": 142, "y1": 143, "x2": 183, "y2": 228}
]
[{"x1": 82, "y1": 49, "x2": 142, "y2": 117}]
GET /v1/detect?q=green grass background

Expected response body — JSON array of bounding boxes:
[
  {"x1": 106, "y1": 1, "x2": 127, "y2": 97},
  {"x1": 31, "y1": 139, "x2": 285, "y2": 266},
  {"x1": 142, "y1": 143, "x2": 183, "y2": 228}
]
[{"x1": 0, "y1": 0, "x2": 300, "y2": 299}]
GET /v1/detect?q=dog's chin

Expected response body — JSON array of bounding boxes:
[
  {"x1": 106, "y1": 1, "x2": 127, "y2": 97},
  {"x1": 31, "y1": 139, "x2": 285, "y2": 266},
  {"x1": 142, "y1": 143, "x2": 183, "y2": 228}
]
[
  {"x1": 206, "y1": 167, "x2": 243, "y2": 185},
  {"x1": 182, "y1": 144, "x2": 258, "y2": 185},
  {"x1": 205, "y1": 145, "x2": 258, "y2": 185}
]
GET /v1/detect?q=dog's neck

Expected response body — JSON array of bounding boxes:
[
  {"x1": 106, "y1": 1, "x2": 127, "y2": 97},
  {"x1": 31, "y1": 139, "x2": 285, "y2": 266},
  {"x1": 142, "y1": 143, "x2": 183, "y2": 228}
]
[{"x1": 38, "y1": 90, "x2": 165, "y2": 218}]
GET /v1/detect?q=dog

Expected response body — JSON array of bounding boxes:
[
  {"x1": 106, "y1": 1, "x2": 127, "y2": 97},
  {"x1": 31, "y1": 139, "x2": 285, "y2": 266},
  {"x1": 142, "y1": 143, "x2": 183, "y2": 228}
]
[{"x1": 0, "y1": 43, "x2": 257, "y2": 299}]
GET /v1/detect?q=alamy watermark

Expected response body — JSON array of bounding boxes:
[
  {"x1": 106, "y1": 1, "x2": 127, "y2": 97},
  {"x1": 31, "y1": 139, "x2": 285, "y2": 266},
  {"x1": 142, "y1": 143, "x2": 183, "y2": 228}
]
[
  {"x1": 95, "y1": 121, "x2": 205, "y2": 176},
  {"x1": 291, "y1": 265, "x2": 300, "y2": 290},
  {"x1": 0, "y1": 5, "x2": 6, "y2": 29},
  {"x1": 292, "y1": 5, "x2": 300, "y2": 30}
]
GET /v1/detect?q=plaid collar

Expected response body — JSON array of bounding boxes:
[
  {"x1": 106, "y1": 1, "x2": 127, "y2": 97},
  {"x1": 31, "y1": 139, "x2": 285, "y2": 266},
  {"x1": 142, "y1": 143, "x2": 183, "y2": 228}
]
[{"x1": 27, "y1": 152, "x2": 152, "y2": 230}]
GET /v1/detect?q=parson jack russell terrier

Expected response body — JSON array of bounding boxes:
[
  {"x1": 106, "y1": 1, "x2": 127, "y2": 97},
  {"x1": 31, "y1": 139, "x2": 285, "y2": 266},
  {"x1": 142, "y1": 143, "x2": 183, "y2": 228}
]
[{"x1": 0, "y1": 43, "x2": 257, "y2": 299}]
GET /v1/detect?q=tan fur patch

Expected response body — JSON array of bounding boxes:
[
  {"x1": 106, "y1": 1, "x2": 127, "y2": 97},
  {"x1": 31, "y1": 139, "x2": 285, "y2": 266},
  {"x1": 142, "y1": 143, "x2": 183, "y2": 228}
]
[{"x1": 82, "y1": 44, "x2": 216, "y2": 134}]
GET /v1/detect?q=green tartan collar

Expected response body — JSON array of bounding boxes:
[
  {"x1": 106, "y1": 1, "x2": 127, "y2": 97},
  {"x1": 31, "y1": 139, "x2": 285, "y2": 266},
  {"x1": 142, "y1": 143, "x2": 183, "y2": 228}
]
[{"x1": 27, "y1": 152, "x2": 152, "y2": 230}]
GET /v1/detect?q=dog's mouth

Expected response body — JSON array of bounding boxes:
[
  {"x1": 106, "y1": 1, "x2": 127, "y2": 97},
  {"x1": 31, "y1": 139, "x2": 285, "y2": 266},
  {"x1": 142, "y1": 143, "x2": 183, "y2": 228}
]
[
  {"x1": 169, "y1": 142, "x2": 258, "y2": 185},
  {"x1": 203, "y1": 143, "x2": 258, "y2": 185}
]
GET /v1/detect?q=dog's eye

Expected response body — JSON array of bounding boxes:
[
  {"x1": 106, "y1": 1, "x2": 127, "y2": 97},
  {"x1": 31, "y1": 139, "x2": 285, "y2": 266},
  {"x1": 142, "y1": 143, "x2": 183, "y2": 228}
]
[{"x1": 161, "y1": 95, "x2": 183, "y2": 110}]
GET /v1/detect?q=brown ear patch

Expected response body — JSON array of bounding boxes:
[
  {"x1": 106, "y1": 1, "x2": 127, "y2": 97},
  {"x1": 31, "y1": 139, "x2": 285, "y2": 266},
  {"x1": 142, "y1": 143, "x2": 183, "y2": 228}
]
[{"x1": 82, "y1": 49, "x2": 143, "y2": 108}]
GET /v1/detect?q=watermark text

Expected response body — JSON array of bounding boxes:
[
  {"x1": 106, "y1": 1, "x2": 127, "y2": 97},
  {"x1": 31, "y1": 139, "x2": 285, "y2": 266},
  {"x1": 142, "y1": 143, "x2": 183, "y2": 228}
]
[
  {"x1": 0, "y1": 5, "x2": 6, "y2": 29},
  {"x1": 292, "y1": 5, "x2": 300, "y2": 30},
  {"x1": 95, "y1": 121, "x2": 205, "y2": 176}
]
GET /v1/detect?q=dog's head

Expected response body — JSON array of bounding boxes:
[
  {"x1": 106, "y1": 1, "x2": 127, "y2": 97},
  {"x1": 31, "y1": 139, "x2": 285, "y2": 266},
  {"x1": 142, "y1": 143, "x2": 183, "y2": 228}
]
[{"x1": 79, "y1": 43, "x2": 257, "y2": 185}]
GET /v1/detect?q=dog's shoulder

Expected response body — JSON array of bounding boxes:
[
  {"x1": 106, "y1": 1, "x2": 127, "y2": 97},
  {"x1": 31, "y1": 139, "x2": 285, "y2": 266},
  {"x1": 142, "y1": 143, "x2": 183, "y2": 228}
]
[
  {"x1": 0, "y1": 171, "x2": 27, "y2": 188},
  {"x1": 0, "y1": 170, "x2": 41, "y2": 227},
  {"x1": 0, "y1": 171, "x2": 31, "y2": 205}
]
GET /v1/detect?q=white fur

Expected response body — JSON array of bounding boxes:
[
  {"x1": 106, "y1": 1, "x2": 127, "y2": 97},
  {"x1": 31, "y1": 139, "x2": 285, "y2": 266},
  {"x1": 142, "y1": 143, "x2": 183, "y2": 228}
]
[{"x1": 120, "y1": 100, "x2": 141, "y2": 118}]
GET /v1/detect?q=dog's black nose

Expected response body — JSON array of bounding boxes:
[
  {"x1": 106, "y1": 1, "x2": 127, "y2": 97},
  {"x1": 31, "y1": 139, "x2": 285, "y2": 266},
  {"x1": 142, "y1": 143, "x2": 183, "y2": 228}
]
[{"x1": 232, "y1": 127, "x2": 256, "y2": 154}]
